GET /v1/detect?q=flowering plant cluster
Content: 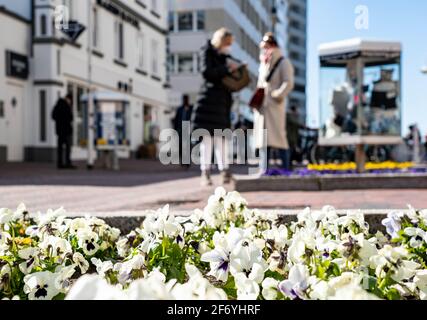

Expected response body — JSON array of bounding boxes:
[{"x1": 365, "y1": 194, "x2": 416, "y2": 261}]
[
  {"x1": 307, "y1": 161, "x2": 414, "y2": 172},
  {"x1": 1, "y1": 189, "x2": 427, "y2": 300}
]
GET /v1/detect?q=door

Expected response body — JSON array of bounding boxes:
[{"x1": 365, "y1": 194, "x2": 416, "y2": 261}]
[{"x1": 5, "y1": 86, "x2": 24, "y2": 161}]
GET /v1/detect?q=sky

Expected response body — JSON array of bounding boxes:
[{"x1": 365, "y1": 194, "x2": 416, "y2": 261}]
[{"x1": 306, "y1": 0, "x2": 427, "y2": 137}]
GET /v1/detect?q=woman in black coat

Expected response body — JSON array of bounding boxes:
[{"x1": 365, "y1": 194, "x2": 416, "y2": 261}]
[{"x1": 193, "y1": 28, "x2": 238, "y2": 186}]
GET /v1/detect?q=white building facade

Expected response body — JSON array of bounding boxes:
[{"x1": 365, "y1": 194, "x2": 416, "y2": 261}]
[
  {"x1": 0, "y1": 0, "x2": 170, "y2": 163},
  {"x1": 167, "y1": 0, "x2": 307, "y2": 124}
]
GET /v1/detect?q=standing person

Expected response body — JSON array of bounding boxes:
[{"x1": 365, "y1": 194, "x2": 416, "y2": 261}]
[
  {"x1": 253, "y1": 32, "x2": 295, "y2": 174},
  {"x1": 193, "y1": 28, "x2": 239, "y2": 186},
  {"x1": 51, "y1": 93, "x2": 76, "y2": 169},
  {"x1": 173, "y1": 94, "x2": 193, "y2": 168}
]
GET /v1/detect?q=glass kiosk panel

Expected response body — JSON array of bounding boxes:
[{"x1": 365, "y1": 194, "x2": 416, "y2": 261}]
[{"x1": 319, "y1": 57, "x2": 402, "y2": 142}]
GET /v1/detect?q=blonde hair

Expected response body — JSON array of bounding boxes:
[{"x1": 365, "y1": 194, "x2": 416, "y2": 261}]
[{"x1": 211, "y1": 27, "x2": 233, "y2": 49}]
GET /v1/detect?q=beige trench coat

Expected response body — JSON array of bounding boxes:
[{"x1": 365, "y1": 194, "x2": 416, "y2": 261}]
[{"x1": 253, "y1": 52, "x2": 295, "y2": 149}]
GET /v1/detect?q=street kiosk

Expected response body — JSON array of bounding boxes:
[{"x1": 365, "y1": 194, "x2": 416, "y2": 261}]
[
  {"x1": 318, "y1": 38, "x2": 403, "y2": 172},
  {"x1": 81, "y1": 91, "x2": 130, "y2": 170}
]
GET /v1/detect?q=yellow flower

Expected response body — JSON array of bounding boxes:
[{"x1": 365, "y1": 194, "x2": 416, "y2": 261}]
[
  {"x1": 15, "y1": 237, "x2": 32, "y2": 246},
  {"x1": 308, "y1": 162, "x2": 414, "y2": 172}
]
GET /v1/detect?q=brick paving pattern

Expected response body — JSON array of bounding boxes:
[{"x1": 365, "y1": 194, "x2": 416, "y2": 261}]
[{"x1": 1, "y1": 160, "x2": 426, "y2": 215}]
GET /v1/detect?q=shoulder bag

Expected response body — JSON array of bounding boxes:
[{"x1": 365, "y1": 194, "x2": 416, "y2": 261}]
[{"x1": 249, "y1": 57, "x2": 284, "y2": 111}]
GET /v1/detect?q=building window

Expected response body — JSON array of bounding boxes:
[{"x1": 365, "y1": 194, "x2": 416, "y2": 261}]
[
  {"x1": 115, "y1": 21, "x2": 125, "y2": 60},
  {"x1": 151, "y1": 39, "x2": 159, "y2": 75},
  {"x1": 137, "y1": 33, "x2": 145, "y2": 70},
  {"x1": 177, "y1": 12, "x2": 193, "y2": 31},
  {"x1": 167, "y1": 54, "x2": 176, "y2": 74},
  {"x1": 290, "y1": 20, "x2": 301, "y2": 30},
  {"x1": 92, "y1": 7, "x2": 99, "y2": 48},
  {"x1": 57, "y1": 50, "x2": 61, "y2": 75},
  {"x1": 178, "y1": 53, "x2": 194, "y2": 73},
  {"x1": 290, "y1": 51, "x2": 300, "y2": 61},
  {"x1": 40, "y1": 14, "x2": 47, "y2": 36},
  {"x1": 0, "y1": 100, "x2": 4, "y2": 118},
  {"x1": 168, "y1": 12, "x2": 175, "y2": 32},
  {"x1": 290, "y1": 36, "x2": 300, "y2": 45},
  {"x1": 196, "y1": 10, "x2": 205, "y2": 31},
  {"x1": 39, "y1": 90, "x2": 46, "y2": 142}
]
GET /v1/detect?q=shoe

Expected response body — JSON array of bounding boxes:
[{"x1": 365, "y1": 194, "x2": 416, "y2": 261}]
[
  {"x1": 65, "y1": 164, "x2": 78, "y2": 170},
  {"x1": 220, "y1": 170, "x2": 233, "y2": 185},
  {"x1": 201, "y1": 170, "x2": 213, "y2": 187}
]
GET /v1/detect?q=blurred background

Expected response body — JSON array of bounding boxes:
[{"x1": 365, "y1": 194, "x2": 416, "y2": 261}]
[{"x1": 0, "y1": 0, "x2": 426, "y2": 213}]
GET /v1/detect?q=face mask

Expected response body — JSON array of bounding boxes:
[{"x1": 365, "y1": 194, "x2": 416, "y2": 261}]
[{"x1": 221, "y1": 46, "x2": 232, "y2": 55}]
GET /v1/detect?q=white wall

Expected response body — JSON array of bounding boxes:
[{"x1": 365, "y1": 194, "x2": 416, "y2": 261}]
[{"x1": 0, "y1": 11, "x2": 32, "y2": 160}]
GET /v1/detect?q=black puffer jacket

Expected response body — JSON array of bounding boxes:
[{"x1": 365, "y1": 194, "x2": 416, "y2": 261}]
[
  {"x1": 51, "y1": 98, "x2": 73, "y2": 137},
  {"x1": 193, "y1": 41, "x2": 233, "y2": 135}
]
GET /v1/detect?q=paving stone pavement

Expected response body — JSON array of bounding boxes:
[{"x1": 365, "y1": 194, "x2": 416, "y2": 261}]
[{"x1": 1, "y1": 160, "x2": 427, "y2": 215}]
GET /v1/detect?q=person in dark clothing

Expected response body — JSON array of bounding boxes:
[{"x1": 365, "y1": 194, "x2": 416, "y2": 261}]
[
  {"x1": 193, "y1": 28, "x2": 239, "y2": 186},
  {"x1": 51, "y1": 94, "x2": 76, "y2": 169},
  {"x1": 173, "y1": 94, "x2": 193, "y2": 168}
]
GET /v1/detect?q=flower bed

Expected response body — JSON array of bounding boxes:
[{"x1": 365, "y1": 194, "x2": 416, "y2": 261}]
[
  {"x1": 1, "y1": 189, "x2": 427, "y2": 300},
  {"x1": 265, "y1": 162, "x2": 427, "y2": 176}
]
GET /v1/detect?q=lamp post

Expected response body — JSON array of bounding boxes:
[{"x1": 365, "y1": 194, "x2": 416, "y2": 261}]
[{"x1": 87, "y1": 0, "x2": 95, "y2": 170}]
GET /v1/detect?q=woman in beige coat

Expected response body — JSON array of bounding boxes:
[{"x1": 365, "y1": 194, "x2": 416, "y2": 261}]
[{"x1": 253, "y1": 33, "x2": 295, "y2": 174}]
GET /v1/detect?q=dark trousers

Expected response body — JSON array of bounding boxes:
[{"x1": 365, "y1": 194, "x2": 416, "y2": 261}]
[
  {"x1": 267, "y1": 147, "x2": 291, "y2": 171},
  {"x1": 57, "y1": 135, "x2": 72, "y2": 167}
]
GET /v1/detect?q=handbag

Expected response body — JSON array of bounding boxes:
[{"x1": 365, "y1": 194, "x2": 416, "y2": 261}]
[
  {"x1": 222, "y1": 65, "x2": 251, "y2": 92},
  {"x1": 249, "y1": 88, "x2": 265, "y2": 111},
  {"x1": 249, "y1": 57, "x2": 285, "y2": 111}
]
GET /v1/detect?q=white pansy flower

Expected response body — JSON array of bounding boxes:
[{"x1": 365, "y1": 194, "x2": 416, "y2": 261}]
[
  {"x1": 201, "y1": 228, "x2": 245, "y2": 282},
  {"x1": 66, "y1": 274, "x2": 127, "y2": 300},
  {"x1": 287, "y1": 228, "x2": 315, "y2": 264},
  {"x1": 234, "y1": 272, "x2": 260, "y2": 300},
  {"x1": 143, "y1": 205, "x2": 182, "y2": 238},
  {"x1": 114, "y1": 254, "x2": 146, "y2": 285},
  {"x1": 33, "y1": 208, "x2": 66, "y2": 227},
  {"x1": 40, "y1": 235, "x2": 72, "y2": 258},
  {"x1": 18, "y1": 247, "x2": 40, "y2": 274},
  {"x1": 382, "y1": 211, "x2": 404, "y2": 238},
  {"x1": 24, "y1": 271, "x2": 60, "y2": 300},
  {"x1": 414, "y1": 270, "x2": 427, "y2": 300},
  {"x1": 403, "y1": 227, "x2": 427, "y2": 248},
  {"x1": 230, "y1": 240, "x2": 267, "y2": 284},
  {"x1": 170, "y1": 264, "x2": 227, "y2": 300},
  {"x1": 73, "y1": 252, "x2": 90, "y2": 274},
  {"x1": 0, "y1": 264, "x2": 11, "y2": 291},
  {"x1": 262, "y1": 225, "x2": 288, "y2": 249},
  {"x1": 0, "y1": 208, "x2": 14, "y2": 224},
  {"x1": 308, "y1": 277, "x2": 331, "y2": 300},
  {"x1": 67, "y1": 218, "x2": 91, "y2": 235},
  {"x1": 391, "y1": 260, "x2": 420, "y2": 282},
  {"x1": 91, "y1": 258, "x2": 114, "y2": 277},
  {"x1": 223, "y1": 191, "x2": 247, "y2": 213},
  {"x1": 328, "y1": 282, "x2": 380, "y2": 300},
  {"x1": 55, "y1": 265, "x2": 76, "y2": 293},
  {"x1": 77, "y1": 229, "x2": 100, "y2": 256},
  {"x1": 261, "y1": 277, "x2": 279, "y2": 300},
  {"x1": 278, "y1": 264, "x2": 310, "y2": 300}
]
